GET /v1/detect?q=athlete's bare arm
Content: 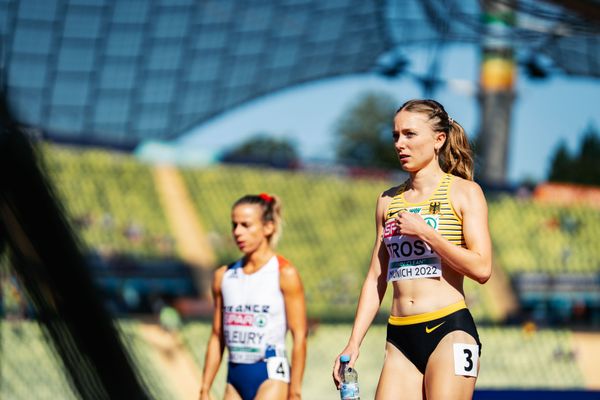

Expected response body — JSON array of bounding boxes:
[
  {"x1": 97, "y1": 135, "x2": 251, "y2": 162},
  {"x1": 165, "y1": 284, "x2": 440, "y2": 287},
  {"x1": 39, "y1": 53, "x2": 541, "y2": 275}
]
[
  {"x1": 332, "y1": 189, "x2": 394, "y2": 387},
  {"x1": 280, "y1": 263, "x2": 307, "y2": 400},
  {"x1": 199, "y1": 266, "x2": 227, "y2": 400}
]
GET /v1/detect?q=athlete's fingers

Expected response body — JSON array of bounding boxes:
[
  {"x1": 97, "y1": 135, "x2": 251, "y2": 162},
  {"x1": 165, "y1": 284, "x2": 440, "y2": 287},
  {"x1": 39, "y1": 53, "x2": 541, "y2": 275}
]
[
  {"x1": 332, "y1": 353, "x2": 346, "y2": 389},
  {"x1": 395, "y1": 209, "x2": 406, "y2": 224},
  {"x1": 332, "y1": 358, "x2": 342, "y2": 388}
]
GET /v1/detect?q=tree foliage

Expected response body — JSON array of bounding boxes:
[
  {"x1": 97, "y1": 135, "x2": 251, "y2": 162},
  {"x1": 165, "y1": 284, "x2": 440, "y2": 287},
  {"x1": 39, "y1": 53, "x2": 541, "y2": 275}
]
[
  {"x1": 548, "y1": 124, "x2": 600, "y2": 185},
  {"x1": 220, "y1": 133, "x2": 299, "y2": 169},
  {"x1": 334, "y1": 91, "x2": 398, "y2": 169}
]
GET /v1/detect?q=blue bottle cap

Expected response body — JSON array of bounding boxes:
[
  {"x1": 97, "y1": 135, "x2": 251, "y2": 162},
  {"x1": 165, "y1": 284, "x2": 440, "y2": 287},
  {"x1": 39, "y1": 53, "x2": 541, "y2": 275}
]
[{"x1": 340, "y1": 354, "x2": 351, "y2": 363}]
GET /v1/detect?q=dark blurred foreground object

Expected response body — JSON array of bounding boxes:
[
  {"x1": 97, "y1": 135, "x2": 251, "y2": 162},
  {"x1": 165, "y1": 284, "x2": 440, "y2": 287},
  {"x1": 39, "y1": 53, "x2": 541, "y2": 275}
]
[{"x1": 0, "y1": 94, "x2": 151, "y2": 399}]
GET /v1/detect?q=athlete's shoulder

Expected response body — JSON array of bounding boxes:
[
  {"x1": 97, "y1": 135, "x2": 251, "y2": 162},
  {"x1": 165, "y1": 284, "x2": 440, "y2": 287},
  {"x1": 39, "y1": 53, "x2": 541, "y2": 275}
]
[
  {"x1": 214, "y1": 264, "x2": 229, "y2": 276},
  {"x1": 378, "y1": 182, "x2": 406, "y2": 207},
  {"x1": 382, "y1": 179, "x2": 409, "y2": 198},
  {"x1": 276, "y1": 254, "x2": 295, "y2": 272},
  {"x1": 277, "y1": 255, "x2": 304, "y2": 293},
  {"x1": 449, "y1": 175, "x2": 486, "y2": 209},
  {"x1": 212, "y1": 264, "x2": 229, "y2": 293},
  {"x1": 450, "y1": 176, "x2": 484, "y2": 195},
  {"x1": 216, "y1": 259, "x2": 242, "y2": 279}
]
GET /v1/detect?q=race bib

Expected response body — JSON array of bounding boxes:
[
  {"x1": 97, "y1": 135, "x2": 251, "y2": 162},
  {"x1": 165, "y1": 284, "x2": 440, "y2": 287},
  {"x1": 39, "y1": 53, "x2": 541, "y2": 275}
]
[
  {"x1": 266, "y1": 356, "x2": 290, "y2": 382},
  {"x1": 453, "y1": 343, "x2": 479, "y2": 377},
  {"x1": 384, "y1": 211, "x2": 442, "y2": 281}
]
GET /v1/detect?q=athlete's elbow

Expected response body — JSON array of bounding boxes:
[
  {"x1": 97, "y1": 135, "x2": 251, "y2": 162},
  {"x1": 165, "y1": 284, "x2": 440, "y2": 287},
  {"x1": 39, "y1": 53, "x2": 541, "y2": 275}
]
[{"x1": 475, "y1": 263, "x2": 492, "y2": 284}]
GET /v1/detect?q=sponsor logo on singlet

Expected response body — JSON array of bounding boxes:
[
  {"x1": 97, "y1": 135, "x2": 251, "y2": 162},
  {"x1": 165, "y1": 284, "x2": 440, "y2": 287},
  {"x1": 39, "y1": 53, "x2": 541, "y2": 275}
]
[
  {"x1": 224, "y1": 312, "x2": 269, "y2": 327},
  {"x1": 383, "y1": 206, "x2": 442, "y2": 281}
]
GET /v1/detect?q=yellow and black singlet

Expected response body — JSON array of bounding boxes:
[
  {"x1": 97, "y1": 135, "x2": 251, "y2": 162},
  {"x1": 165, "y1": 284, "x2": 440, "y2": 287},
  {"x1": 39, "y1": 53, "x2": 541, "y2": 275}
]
[{"x1": 382, "y1": 173, "x2": 464, "y2": 281}]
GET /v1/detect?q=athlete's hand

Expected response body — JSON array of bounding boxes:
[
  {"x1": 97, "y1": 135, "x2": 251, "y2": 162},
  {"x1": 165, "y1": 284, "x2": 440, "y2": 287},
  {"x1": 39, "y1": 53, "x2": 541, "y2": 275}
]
[
  {"x1": 287, "y1": 390, "x2": 302, "y2": 400},
  {"x1": 198, "y1": 387, "x2": 213, "y2": 400},
  {"x1": 332, "y1": 345, "x2": 359, "y2": 389},
  {"x1": 395, "y1": 210, "x2": 432, "y2": 238}
]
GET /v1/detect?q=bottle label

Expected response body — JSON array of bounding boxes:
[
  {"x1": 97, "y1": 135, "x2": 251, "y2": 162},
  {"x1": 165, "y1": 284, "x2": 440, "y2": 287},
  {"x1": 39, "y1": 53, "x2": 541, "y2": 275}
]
[{"x1": 340, "y1": 382, "x2": 360, "y2": 400}]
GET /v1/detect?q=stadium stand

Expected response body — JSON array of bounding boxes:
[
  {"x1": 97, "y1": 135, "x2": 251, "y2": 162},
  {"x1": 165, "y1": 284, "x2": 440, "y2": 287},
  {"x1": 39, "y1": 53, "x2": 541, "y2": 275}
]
[
  {"x1": 2, "y1": 1, "x2": 599, "y2": 398},
  {"x1": 181, "y1": 321, "x2": 586, "y2": 398},
  {"x1": 0, "y1": 318, "x2": 589, "y2": 399},
  {"x1": 1, "y1": 320, "x2": 180, "y2": 399},
  {"x1": 40, "y1": 144, "x2": 177, "y2": 260},
  {"x1": 181, "y1": 164, "x2": 387, "y2": 319},
  {"x1": 1, "y1": 321, "x2": 79, "y2": 400},
  {"x1": 2, "y1": 145, "x2": 597, "y2": 398},
  {"x1": 489, "y1": 195, "x2": 600, "y2": 274},
  {"x1": 488, "y1": 194, "x2": 600, "y2": 326},
  {"x1": 477, "y1": 327, "x2": 585, "y2": 388},
  {"x1": 181, "y1": 164, "x2": 497, "y2": 321},
  {"x1": 118, "y1": 321, "x2": 181, "y2": 400},
  {"x1": 10, "y1": 145, "x2": 505, "y2": 322}
]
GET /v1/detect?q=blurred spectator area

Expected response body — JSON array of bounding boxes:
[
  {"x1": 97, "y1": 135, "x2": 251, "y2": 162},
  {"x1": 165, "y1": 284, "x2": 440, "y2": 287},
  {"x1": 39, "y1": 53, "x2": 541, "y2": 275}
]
[{"x1": 5, "y1": 143, "x2": 598, "y2": 325}]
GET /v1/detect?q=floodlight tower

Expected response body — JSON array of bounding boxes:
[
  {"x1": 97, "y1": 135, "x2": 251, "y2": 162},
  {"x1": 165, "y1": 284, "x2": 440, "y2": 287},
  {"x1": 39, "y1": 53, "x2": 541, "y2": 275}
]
[{"x1": 477, "y1": 0, "x2": 517, "y2": 185}]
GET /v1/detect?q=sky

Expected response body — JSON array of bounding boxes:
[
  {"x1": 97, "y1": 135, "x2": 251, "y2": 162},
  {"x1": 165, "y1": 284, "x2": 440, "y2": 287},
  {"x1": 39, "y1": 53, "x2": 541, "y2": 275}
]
[{"x1": 178, "y1": 44, "x2": 600, "y2": 185}]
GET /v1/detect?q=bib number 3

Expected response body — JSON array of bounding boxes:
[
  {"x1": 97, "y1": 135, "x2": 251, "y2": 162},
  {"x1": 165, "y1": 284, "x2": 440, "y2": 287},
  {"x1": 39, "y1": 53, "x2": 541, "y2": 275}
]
[
  {"x1": 453, "y1": 343, "x2": 479, "y2": 377},
  {"x1": 266, "y1": 356, "x2": 290, "y2": 382}
]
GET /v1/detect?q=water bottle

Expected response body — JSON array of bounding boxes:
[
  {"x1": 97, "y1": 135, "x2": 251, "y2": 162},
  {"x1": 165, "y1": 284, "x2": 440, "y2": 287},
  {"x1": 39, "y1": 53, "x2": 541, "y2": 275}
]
[{"x1": 339, "y1": 354, "x2": 360, "y2": 400}]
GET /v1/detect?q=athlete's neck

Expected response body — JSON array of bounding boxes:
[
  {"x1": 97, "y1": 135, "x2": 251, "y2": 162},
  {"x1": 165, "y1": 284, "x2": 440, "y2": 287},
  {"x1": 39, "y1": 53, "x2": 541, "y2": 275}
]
[
  {"x1": 243, "y1": 244, "x2": 275, "y2": 273},
  {"x1": 408, "y1": 163, "x2": 445, "y2": 194}
]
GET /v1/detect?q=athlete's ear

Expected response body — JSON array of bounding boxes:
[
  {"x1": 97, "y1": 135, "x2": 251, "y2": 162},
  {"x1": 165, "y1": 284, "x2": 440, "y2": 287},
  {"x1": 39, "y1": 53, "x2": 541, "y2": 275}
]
[
  {"x1": 434, "y1": 131, "x2": 446, "y2": 153},
  {"x1": 263, "y1": 220, "x2": 275, "y2": 238}
]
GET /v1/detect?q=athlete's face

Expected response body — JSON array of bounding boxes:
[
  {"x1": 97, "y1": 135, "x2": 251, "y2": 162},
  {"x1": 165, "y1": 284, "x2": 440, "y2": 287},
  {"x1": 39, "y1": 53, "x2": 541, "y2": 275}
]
[
  {"x1": 231, "y1": 204, "x2": 274, "y2": 254},
  {"x1": 393, "y1": 110, "x2": 446, "y2": 172}
]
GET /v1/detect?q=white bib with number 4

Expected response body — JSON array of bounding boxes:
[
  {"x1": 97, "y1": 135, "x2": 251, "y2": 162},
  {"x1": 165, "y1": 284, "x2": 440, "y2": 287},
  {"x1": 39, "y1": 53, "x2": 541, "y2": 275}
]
[
  {"x1": 266, "y1": 356, "x2": 290, "y2": 382},
  {"x1": 453, "y1": 343, "x2": 479, "y2": 377}
]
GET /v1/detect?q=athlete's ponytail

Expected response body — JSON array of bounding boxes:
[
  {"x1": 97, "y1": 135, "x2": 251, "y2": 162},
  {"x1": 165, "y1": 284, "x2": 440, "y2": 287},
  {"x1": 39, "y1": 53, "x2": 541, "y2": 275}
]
[
  {"x1": 233, "y1": 193, "x2": 283, "y2": 247},
  {"x1": 396, "y1": 99, "x2": 474, "y2": 181}
]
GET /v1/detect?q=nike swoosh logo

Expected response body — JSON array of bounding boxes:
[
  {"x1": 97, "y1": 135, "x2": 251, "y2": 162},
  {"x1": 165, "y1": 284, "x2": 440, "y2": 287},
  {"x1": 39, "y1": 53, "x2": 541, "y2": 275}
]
[{"x1": 425, "y1": 321, "x2": 446, "y2": 334}]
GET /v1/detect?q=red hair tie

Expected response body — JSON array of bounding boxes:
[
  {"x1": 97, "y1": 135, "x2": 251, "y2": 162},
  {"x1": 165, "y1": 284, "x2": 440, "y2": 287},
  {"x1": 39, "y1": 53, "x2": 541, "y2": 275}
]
[{"x1": 259, "y1": 193, "x2": 273, "y2": 203}]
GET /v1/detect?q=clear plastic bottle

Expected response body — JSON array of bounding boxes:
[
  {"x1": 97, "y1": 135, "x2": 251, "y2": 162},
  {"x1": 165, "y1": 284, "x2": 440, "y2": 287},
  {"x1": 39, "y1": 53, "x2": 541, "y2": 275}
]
[{"x1": 339, "y1": 354, "x2": 360, "y2": 400}]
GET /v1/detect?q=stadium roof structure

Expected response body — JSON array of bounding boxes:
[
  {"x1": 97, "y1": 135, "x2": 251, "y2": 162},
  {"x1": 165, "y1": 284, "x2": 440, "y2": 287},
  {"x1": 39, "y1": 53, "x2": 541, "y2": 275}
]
[{"x1": 1, "y1": 0, "x2": 599, "y2": 148}]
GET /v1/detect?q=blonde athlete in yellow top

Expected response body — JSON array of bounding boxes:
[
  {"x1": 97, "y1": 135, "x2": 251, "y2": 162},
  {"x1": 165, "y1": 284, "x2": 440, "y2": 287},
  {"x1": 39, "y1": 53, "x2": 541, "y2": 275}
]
[{"x1": 333, "y1": 99, "x2": 492, "y2": 400}]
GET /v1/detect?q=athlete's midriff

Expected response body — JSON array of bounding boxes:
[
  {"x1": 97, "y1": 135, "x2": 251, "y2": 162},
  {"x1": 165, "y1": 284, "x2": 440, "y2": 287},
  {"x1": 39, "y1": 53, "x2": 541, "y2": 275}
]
[{"x1": 389, "y1": 266, "x2": 466, "y2": 317}]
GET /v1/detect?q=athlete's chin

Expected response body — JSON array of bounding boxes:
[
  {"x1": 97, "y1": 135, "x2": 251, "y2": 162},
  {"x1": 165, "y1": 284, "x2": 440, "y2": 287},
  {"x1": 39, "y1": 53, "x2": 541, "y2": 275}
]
[
  {"x1": 238, "y1": 244, "x2": 257, "y2": 255},
  {"x1": 236, "y1": 242, "x2": 249, "y2": 252},
  {"x1": 399, "y1": 163, "x2": 417, "y2": 173}
]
